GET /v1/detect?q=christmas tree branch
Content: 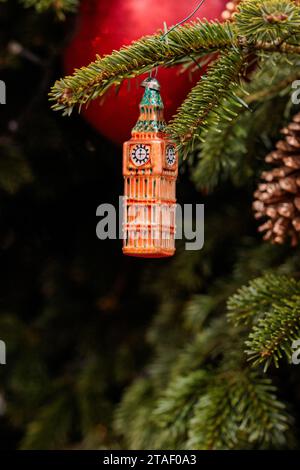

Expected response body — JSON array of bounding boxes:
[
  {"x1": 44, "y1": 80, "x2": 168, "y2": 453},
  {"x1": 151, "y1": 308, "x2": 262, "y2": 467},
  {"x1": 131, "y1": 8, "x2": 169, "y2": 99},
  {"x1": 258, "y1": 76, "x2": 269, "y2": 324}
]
[
  {"x1": 49, "y1": 27, "x2": 300, "y2": 118},
  {"x1": 187, "y1": 369, "x2": 290, "y2": 449},
  {"x1": 245, "y1": 302, "x2": 300, "y2": 370},
  {"x1": 191, "y1": 53, "x2": 300, "y2": 191},
  {"x1": 49, "y1": 0, "x2": 300, "y2": 150},
  {"x1": 236, "y1": 0, "x2": 300, "y2": 44},
  {"x1": 20, "y1": 0, "x2": 78, "y2": 18},
  {"x1": 20, "y1": 391, "x2": 73, "y2": 449},
  {"x1": 154, "y1": 370, "x2": 209, "y2": 441},
  {"x1": 245, "y1": 70, "x2": 300, "y2": 103},
  {"x1": 114, "y1": 379, "x2": 161, "y2": 450},
  {"x1": 166, "y1": 49, "x2": 248, "y2": 151},
  {"x1": 254, "y1": 40, "x2": 300, "y2": 53},
  {"x1": 228, "y1": 274, "x2": 300, "y2": 370},
  {"x1": 49, "y1": 20, "x2": 235, "y2": 115}
]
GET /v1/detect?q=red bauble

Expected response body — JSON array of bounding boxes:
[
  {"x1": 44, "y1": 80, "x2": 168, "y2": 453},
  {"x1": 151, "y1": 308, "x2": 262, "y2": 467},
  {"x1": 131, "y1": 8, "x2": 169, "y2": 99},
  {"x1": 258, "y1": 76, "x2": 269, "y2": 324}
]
[{"x1": 64, "y1": 0, "x2": 227, "y2": 145}]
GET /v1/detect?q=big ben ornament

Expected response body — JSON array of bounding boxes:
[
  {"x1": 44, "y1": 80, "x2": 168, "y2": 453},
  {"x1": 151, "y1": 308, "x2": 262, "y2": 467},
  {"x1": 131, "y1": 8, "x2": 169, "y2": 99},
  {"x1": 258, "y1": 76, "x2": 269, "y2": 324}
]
[{"x1": 123, "y1": 77, "x2": 178, "y2": 257}]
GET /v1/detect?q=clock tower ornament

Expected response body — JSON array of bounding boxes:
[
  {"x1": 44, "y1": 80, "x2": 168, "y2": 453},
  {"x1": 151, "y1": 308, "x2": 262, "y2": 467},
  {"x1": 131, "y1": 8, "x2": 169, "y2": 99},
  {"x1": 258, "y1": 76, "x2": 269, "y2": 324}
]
[{"x1": 123, "y1": 77, "x2": 178, "y2": 258}]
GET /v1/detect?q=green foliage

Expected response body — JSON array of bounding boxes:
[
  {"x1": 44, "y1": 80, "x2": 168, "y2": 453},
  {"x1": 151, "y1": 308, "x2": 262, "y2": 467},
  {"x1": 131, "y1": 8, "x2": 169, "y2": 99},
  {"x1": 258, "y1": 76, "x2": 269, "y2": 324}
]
[
  {"x1": 235, "y1": 0, "x2": 300, "y2": 43},
  {"x1": 113, "y1": 238, "x2": 300, "y2": 449},
  {"x1": 114, "y1": 230, "x2": 299, "y2": 449},
  {"x1": 20, "y1": 391, "x2": 73, "y2": 449},
  {"x1": 114, "y1": 379, "x2": 162, "y2": 450},
  {"x1": 228, "y1": 274, "x2": 300, "y2": 370},
  {"x1": 187, "y1": 369, "x2": 290, "y2": 449},
  {"x1": 154, "y1": 370, "x2": 208, "y2": 441},
  {"x1": 115, "y1": 301, "x2": 292, "y2": 449},
  {"x1": 167, "y1": 49, "x2": 248, "y2": 154},
  {"x1": 0, "y1": 139, "x2": 33, "y2": 194},
  {"x1": 190, "y1": 53, "x2": 300, "y2": 191},
  {"x1": 21, "y1": 0, "x2": 78, "y2": 18},
  {"x1": 50, "y1": 20, "x2": 235, "y2": 116}
]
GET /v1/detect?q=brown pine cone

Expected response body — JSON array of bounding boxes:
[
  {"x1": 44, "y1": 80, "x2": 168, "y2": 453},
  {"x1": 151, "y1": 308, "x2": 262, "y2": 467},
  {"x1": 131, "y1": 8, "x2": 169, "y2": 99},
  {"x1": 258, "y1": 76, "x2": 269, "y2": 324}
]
[
  {"x1": 221, "y1": 1, "x2": 240, "y2": 20},
  {"x1": 253, "y1": 113, "x2": 300, "y2": 247}
]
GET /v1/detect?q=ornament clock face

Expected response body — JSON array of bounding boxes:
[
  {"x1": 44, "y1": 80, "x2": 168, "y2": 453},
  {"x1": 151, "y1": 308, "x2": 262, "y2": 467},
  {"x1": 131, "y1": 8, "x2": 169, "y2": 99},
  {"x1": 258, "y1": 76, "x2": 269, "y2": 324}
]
[
  {"x1": 166, "y1": 145, "x2": 176, "y2": 167},
  {"x1": 131, "y1": 144, "x2": 150, "y2": 166}
]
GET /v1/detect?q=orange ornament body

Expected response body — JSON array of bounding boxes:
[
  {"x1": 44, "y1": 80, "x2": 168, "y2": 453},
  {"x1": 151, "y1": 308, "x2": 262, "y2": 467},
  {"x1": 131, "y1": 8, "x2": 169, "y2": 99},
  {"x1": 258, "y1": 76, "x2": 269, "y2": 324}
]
[{"x1": 123, "y1": 78, "x2": 178, "y2": 258}]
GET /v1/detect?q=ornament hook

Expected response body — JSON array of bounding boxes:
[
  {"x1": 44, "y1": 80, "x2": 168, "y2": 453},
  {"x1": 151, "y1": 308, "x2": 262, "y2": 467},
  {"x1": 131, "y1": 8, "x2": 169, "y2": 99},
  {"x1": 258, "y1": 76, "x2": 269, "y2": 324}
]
[
  {"x1": 161, "y1": 0, "x2": 207, "y2": 40},
  {"x1": 146, "y1": 0, "x2": 207, "y2": 81}
]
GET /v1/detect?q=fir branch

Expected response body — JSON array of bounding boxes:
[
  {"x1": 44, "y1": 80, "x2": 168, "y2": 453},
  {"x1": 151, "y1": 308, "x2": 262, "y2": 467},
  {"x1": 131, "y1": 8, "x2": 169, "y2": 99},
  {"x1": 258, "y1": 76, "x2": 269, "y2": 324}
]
[
  {"x1": 187, "y1": 369, "x2": 290, "y2": 450},
  {"x1": 191, "y1": 53, "x2": 300, "y2": 191},
  {"x1": 227, "y1": 274, "x2": 300, "y2": 370},
  {"x1": 20, "y1": 391, "x2": 73, "y2": 449},
  {"x1": 167, "y1": 49, "x2": 248, "y2": 152},
  {"x1": 236, "y1": 0, "x2": 300, "y2": 44},
  {"x1": 49, "y1": 20, "x2": 235, "y2": 115},
  {"x1": 185, "y1": 318, "x2": 290, "y2": 449},
  {"x1": 154, "y1": 370, "x2": 208, "y2": 442},
  {"x1": 246, "y1": 70, "x2": 300, "y2": 102},
  {"x1": 49, "y1": 4, "x2": 300, "y2": 119},
  {"x1": 190, "y1": 101, "x2": 251, "y2": 191},
  {"x1": 114, "y1": 379, "x2": 163, "y2": 450},
  {"x1": 0, "y1": 138, "x2": 33, "y2": 194},
  {"x1": 246, "y1": 302, "x2": 300, "y2": 370},
  {"x1": 227, "y1": 274, "x2": 300, "y2": 325},
  {"x1": 20, "y1": 0, "x2": 78, "y2": 18},
  {"x1": 253, "y1": 40, "x2": 300, "y2": 53}
]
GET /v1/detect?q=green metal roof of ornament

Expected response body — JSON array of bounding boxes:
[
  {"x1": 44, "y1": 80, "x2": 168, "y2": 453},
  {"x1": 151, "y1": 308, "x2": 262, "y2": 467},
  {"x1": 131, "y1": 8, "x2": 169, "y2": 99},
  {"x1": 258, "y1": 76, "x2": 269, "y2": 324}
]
[
  {"x1": 140, "y1": 78, "x2": 164, "y2": 107},
  {"x1": 132, "y1": 77, "x2": 166, "y2": 133}
]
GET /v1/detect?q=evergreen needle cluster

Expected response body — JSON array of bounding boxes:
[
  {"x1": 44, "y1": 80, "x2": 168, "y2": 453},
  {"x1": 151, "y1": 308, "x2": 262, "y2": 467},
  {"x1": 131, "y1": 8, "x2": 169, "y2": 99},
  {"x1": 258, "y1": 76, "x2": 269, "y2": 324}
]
[
  {"x1": 21, "y1": 0, "x2": 78, "y2": 18},
  {"x1": 228, "y1": 274, "x2": 300, "y2": 370}
]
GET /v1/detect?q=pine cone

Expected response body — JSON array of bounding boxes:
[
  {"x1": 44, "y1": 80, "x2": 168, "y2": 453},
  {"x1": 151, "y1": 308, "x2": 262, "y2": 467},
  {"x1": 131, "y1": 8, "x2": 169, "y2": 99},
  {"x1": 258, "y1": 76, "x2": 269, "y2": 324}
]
[
  {"x1": 221, "y1": 1, "x2": 240, "y2": 20},
  {"x1": 253, "y1": 113, "x2": 300, "y2": 247}
]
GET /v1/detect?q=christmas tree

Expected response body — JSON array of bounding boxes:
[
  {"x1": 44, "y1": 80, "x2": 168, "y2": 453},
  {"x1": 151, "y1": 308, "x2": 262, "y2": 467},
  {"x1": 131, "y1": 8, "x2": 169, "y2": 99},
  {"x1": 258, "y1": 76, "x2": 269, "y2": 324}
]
[{"x1": 1, "y1": 0, "x2": 300, "y2": 450}]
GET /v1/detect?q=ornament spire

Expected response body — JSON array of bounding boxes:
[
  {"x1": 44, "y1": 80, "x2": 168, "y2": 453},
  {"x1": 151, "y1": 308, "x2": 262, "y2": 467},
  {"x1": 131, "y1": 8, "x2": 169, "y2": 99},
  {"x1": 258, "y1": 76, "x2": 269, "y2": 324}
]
[{"x1": 132, "y1": 77, "x2": 166, "y2": 135}]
